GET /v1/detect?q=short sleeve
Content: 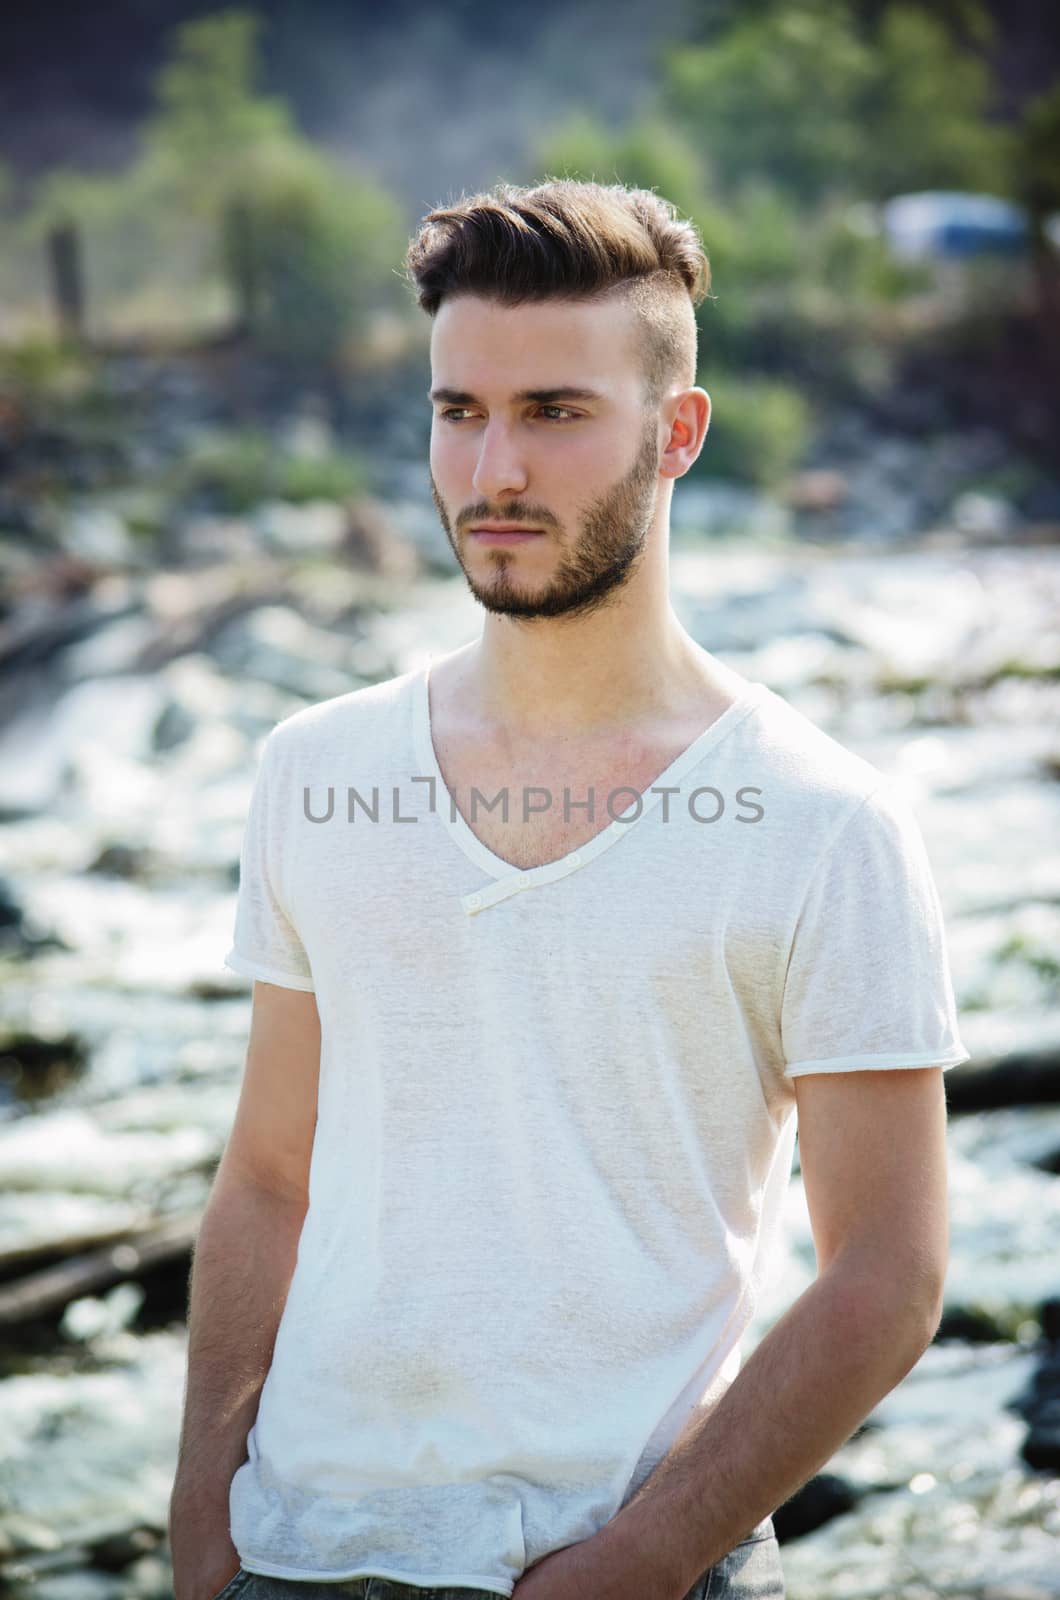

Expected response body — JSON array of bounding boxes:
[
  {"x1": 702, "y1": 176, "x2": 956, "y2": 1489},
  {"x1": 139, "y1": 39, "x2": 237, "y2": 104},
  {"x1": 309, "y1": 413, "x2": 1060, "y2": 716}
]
[
  {"x1": 780, "y1": 780, "x2": 969, "y2": 1077},
  {"x1": 223, "y1": 731, "x2": 315, "y2": 992}
]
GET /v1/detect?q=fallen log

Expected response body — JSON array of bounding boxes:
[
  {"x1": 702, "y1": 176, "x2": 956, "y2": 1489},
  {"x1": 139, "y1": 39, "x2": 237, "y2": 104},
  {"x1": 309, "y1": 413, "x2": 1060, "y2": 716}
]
[{"x1": 0, "y1": 1212, "x2": 200, "y2": 1326}]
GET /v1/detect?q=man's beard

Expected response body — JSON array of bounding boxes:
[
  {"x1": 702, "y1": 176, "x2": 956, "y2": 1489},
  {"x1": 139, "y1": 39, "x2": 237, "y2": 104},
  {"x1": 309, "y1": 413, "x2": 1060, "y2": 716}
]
[{"x1": 429, "y1": 415, "x2": 661, "y2": 622}]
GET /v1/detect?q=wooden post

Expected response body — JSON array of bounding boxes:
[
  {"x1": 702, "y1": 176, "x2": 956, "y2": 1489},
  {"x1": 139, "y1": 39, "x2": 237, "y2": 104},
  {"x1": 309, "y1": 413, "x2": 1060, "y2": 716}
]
[
  {"x1": 46, "y1": 220, "x2": 85, "y2": 341},
  {"x1": 224, "y1": 197, "x2": 259, "y2": 337}
]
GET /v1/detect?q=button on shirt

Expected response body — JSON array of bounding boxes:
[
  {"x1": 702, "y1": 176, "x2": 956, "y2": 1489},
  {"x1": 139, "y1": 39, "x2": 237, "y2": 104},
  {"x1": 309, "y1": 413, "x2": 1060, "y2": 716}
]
[{"x1": 222, "y1": 660, "x2": 969, "y2": 1592}]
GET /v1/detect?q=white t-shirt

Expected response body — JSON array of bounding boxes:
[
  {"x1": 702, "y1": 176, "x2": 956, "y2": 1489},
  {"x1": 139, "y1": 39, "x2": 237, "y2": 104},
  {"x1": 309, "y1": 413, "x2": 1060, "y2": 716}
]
[{"x1": 222, "y1": 659, "x2": 969, "y2": 1593}]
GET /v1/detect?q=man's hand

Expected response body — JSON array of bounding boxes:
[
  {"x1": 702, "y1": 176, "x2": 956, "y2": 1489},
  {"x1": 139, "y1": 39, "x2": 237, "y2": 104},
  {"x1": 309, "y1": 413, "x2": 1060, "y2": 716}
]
[
  {"x1": 168, "y1": 1483, "x2": 241, "y2": 1600},
  {"x1": 171, "y1": 1539, "x2": 241, "y2": 1600},
  {"x1": 511, "y1": 1521, "x2": 685, "y2": 1600}
]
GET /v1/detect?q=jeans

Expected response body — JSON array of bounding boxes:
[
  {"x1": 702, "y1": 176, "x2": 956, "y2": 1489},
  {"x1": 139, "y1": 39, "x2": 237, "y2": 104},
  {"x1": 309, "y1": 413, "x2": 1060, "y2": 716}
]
[{"x1": 206, "y1": 1518, "x2": 784, "y2": 1600}]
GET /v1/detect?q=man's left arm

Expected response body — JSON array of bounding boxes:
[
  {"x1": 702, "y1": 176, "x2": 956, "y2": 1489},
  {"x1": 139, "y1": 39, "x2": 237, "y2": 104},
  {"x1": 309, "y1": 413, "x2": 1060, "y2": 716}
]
[{"x1": 513, "y1": 1063, "x2": 950, "y2": 1600}]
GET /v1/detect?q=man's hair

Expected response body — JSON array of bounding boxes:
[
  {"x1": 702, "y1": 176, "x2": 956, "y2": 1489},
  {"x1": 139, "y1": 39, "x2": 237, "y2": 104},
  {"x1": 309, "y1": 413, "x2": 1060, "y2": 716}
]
[{"x1": 402, "y1": 177, "x2": 711, "y2": 411}]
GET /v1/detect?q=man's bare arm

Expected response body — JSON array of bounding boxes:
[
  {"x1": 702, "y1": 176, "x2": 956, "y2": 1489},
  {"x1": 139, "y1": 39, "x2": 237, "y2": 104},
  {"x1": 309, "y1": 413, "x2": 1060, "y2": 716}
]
[
  {"x1": 168, "y1": 981, "x2": 320, "y2": 1600},
  {"x1": 523, "y1": 1066, "x2": 949, "y2": 1600}
]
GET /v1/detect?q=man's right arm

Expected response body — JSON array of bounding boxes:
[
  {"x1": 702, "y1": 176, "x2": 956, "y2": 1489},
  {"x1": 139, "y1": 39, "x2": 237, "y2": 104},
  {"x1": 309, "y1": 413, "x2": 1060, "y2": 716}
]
[{"x1": 168, "y1": 980, "x2": 321, "y2": 1600}]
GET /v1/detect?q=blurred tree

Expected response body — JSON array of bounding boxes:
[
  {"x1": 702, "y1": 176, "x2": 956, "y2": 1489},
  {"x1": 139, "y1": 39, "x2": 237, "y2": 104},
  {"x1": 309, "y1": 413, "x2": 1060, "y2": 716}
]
[
  {"x1": 527, "y1": 118, "x2": 822, "y2": 482},
  {"x1": 663, "y1": 3, "x2": 874, "y2": 207},
  {"x1": 678, "y1": 0, "x2": 996, "y2": 50},
  {"x1": 535, "y1": 111, "x2": 712, "y2": 220},
  {"x1": 1019, "y1": 81, "x2": 1060, "y2": 221},
  {"x1": 1014, "y1": 79, "x2": 1060, "y2": 332},
  {"x1": 21, "y1": 170, "x2": 120, "y2": 236},
  {"x1": 528, "y1": 110, "x2": 912, "y2": 396},
  {"x1": 141, "y1": 8, "x2": 407, "y2": 368},
  {"x1": 693, "y1": 369, "x2": 813, "y2": 488},
  {"x1": 18, "y1": 8, "x2": 407, "y2": 368},
  {"x1": 216, "y1": 139, "x2": 406, "y2": 366},
  {"x1": 142, "y1": 10, "x2": 295, "y2": 216},
  {"x1": 854, "y1": 5, "x2": 1015, "y2": 196},
  {"x1": 17, "y1": 170, "x2": 121, "y2": 339},
  {"x1": 663, "y1": 0, "x2": 1013, "y2": 205}
]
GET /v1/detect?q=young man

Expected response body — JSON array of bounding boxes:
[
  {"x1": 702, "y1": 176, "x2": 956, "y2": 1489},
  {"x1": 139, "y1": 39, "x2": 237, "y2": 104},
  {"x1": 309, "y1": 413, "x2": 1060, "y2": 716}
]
[{"x1": 170, "y1": 179, "x2": 969, "y2": 1600}]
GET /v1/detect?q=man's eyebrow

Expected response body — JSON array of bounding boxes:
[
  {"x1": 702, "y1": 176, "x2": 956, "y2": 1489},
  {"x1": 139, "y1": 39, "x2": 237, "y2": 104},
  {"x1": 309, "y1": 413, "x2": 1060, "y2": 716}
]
[{"x1": 427, "y1": 386, "x2": 607, "y2": 405}]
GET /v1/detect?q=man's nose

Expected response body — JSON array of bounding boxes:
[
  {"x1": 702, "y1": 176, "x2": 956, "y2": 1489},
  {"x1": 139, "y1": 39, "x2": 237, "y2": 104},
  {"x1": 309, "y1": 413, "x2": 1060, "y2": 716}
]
[{"x1": 471, "y1": 422, "x2": 529, "y2": 500}]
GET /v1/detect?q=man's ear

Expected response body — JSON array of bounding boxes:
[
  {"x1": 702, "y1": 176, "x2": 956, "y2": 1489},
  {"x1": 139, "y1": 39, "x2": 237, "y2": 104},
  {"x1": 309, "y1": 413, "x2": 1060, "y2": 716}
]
[{"x1": 660, "y1": 388, "x2": 711, "y2": 481}]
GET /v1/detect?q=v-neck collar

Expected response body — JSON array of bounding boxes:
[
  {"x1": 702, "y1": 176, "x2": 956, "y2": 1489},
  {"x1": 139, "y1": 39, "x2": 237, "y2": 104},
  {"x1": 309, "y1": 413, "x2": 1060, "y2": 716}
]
[{"x1": 411, "y1": 657, "x2": 769, "y2": 915}]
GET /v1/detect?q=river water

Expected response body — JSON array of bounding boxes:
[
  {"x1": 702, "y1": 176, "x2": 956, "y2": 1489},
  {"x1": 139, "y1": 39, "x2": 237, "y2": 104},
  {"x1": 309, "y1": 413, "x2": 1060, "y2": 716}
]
[{"x1": 0, "y1": 520, "x2": 1057, "y2": 1598}]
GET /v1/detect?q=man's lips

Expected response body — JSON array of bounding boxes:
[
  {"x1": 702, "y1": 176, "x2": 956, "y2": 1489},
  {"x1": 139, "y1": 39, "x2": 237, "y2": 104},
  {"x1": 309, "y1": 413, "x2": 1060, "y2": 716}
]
[{"x1": 467, "y1": 525, "x2": 546, "y2": 543}]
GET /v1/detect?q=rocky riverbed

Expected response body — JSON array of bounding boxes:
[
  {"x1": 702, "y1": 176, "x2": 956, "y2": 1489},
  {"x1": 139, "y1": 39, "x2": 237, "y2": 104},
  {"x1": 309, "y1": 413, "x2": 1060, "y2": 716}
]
[{"x1": 0, "y1": 469, "x2": 1058, "y2": 1598}]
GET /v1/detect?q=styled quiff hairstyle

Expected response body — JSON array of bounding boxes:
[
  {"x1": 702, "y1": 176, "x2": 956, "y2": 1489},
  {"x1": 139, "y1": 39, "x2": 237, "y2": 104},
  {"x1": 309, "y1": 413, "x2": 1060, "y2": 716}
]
[{"x1": 402, "y1": 177, "x2": 711, "y2": 412}]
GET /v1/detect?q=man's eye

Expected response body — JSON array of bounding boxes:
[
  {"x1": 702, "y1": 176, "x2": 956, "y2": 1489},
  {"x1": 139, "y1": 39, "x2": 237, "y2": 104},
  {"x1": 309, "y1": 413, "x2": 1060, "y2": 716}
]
[{"x1": 438, "y1": 407, "x2": 579, "y2": 423}]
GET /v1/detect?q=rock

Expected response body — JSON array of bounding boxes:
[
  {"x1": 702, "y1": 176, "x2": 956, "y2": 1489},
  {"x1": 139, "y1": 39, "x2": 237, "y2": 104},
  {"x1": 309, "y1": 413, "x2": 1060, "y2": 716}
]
[
  {"x1": 1008, "y1": 1330, "x2": 1060, "y2": 1473},
  {"x1": 136, "y1": 565, "x2": 292, "y2": 672},
  {"x1": 277, "y1": 395, "x2": 335, "y2": 461},
  {"x1": 771, "y1": 1472, "x2": 862, "y2": 1541},
  {"x1": 1022, "y1": 1415, "x2": 1060, "y2": 1471},
  {"x1": 0, "y1": 877, "x2": 61, "y2": 957},
  {"x1": 207, "y1": 604, "x2": 362, "y2": 703},
  {"x1": 0, "y1": 576, "x2": 140, "y2": 680},
  {"x1": 936, "y1": 1304, "x2": 1012, "y2": 1342},
  {"x1": 977, "y1": 1583, "x2": 1060, "y2": 1599},
  {"x1": 0, "y1": 1329, "x2": 188, "y2": 1592},
  {"x1": 670, "y1": 480, "x2": 792, "y2": 541},
  {"x1": 342, "y1": 494, "x2": 424, "y2": 580},
  {"x1": 950, "y1": 491, "x2": 1019, "y2": 542},
  {"x1": 84, "y1": 845, "x2": 155, "y2": 881},
  {"x1": 88, "y1": 1524, "x2": 162, "y2": 1574},
  {"x1": 0, "y1": 1031, "x2": 87, "y2": 1105},
  {"x1": 0, "y1": 675, "x2": 172, "y2": 814},
  {"x1": 178, "y1": 515, "x2": 258, "y2": 565},
  {"x1": 254, "y1": 499, "x2": 347, "y2": 558},
  {"x1": 59, "y1": 508, "x2": 140, "y2": 568},
  {"x1": 59, "y1": 613, "x2": 161, "y2": 681},
  {"x1": 150, "y1": 699, "x2": 196, "y2": 754},
  {"x1": 946, "y1": 1042, "x2": 1060, "y2": 1111},
  {"x1": 778, "y1": 469, "x2": 849, "y2": 513}
]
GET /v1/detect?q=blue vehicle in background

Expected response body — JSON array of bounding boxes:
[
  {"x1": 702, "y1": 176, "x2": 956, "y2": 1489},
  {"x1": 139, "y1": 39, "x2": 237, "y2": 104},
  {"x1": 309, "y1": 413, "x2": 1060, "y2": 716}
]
[{"x1": 880, "y1": 191, "x2": 1032, "y2": 260}]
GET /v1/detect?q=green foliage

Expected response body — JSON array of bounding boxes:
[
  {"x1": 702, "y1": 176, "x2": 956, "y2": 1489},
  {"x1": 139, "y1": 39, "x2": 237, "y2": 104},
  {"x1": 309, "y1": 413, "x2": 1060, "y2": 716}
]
[
  {"x1": 144, "y1": 8, "x2": 407, "y2": 362},
  {"x1": 695, "y1": 371, "x2": 813, "y2": 487},
  {"x1": 529, "y1": 98, "x2": 965, "y2": 414},
  {"x1": 0, "y1": 335, "x2": 90, "y2": 399},
  {"x1": 273, "y1": 449, "x2": 368, "y2": 505},
  {"x1": 662, "y1": 0, "x2": 1013, "y2": 205},
  {"x1": 812, "y1": 203, "x2": 934, "y2": 303},
  {"x1": 19, "y1": 159, "x2": 218, "y2": 322},
  {"x1": 20, "y1": 170, "x2": 122, "y2": 238},
  {"x1": 1017, "y1": 79, "x2": 1060, "y2": 221},
  {"x1": 15, "y1": 7, "x2": 406, "y2": 364},
  {"x1": 217, "y1": 142, "x2": 406, "y2": 367},
  {"x1": 855, "y1": 5, "x2": 1015, "y2": 198},
  {"x1": 6, "y1": 0, "x2": 1040, "y2": 494},
  {"x1": 145, "y1": 10, "x2": 294, "y2": 214},
  {"x1": 662, "y1": 2, "x2": 875, "y2": 205},
  {"x1": 532, "y1": 112, "x2": 708, "y2": 221},
  {"x1": 171, "y1": 429, "x2": 367, "y2": 512},
  {"x1": 990, "y1": 930, "x2": 1060, "y2": 1006},
  {"x1": 536, "y1": 113, "x2": 853, "y2": 392},
  {"x1": 0, "y1": 336, "x2": 110, "y2": 430}
]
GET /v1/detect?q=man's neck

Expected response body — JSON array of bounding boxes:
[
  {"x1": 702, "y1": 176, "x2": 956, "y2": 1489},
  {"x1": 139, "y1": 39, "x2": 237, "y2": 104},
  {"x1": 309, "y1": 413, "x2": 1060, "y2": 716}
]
[{"x1": 433, "y1": 630, "x2": 745, "y2": 743}]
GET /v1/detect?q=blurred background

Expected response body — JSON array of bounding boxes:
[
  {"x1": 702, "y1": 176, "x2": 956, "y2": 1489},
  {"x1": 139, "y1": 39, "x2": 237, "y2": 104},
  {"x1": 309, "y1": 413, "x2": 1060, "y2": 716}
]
[{"x1": 1, "y1": 1, "x2": 1059, "y2": 1595}]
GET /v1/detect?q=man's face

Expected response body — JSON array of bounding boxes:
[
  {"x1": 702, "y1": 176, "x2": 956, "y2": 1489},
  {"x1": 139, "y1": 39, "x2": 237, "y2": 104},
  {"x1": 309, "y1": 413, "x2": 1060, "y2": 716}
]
[{"x1": 427, "y1": 294, "x2": 663, "y2": 621}]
